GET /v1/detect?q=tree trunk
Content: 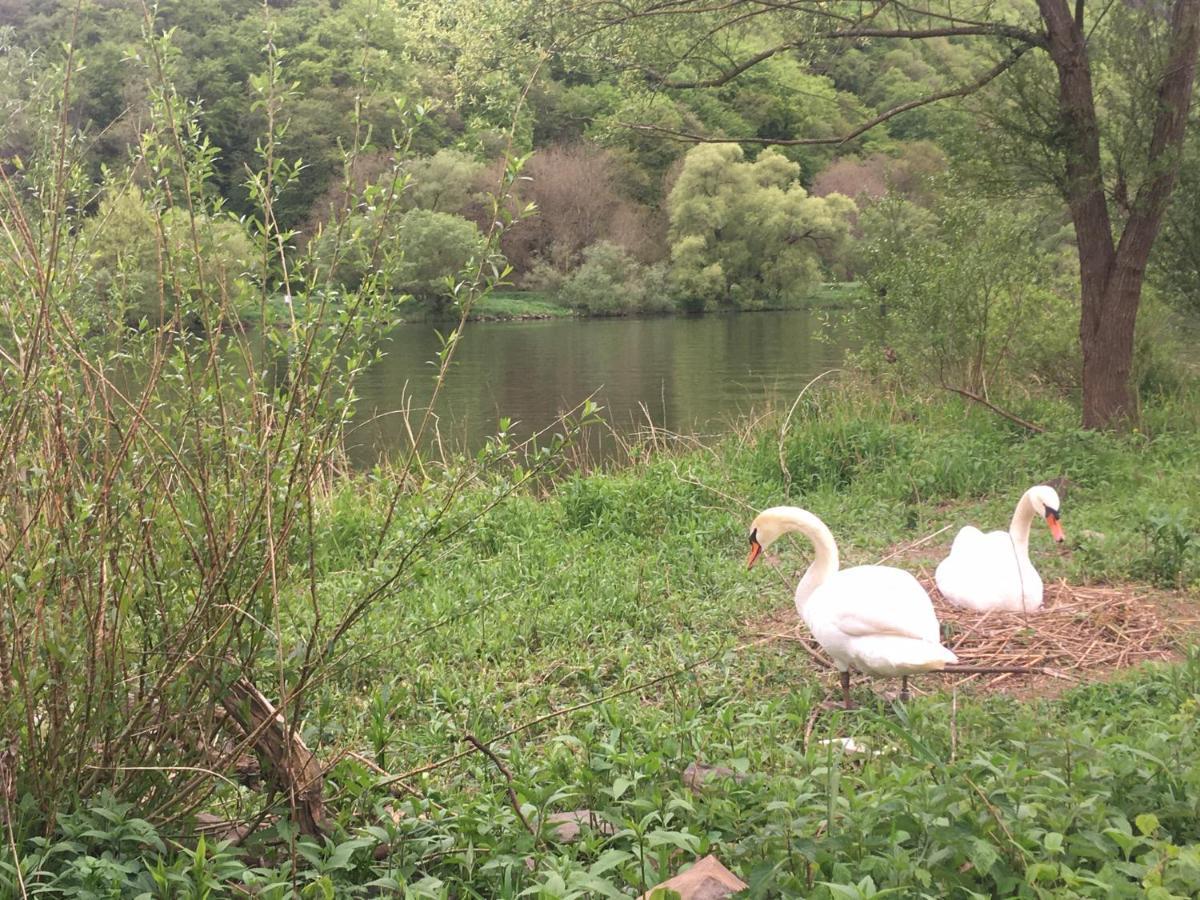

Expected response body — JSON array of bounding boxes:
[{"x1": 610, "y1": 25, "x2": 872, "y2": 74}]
[
  {"x1": 1079, "y1": 268, "x2": 1139, "y2": 428},
  {"x1": 1041, "y1": 0, "x2": 1200, "y2": 428}
]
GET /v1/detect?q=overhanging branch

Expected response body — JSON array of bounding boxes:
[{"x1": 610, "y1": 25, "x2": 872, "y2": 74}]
[
  {"x1": 647, "y1": 22, "x2": 1044, "y2": 88},
  {"x1": 623, "y1": 43, "x2": 1035, "y2": 145},
  {"x1": 1117, "y1": 0, "x2": 1200, "y2": 268}
]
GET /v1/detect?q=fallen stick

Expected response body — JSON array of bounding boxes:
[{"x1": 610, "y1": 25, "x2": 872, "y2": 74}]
[
  {"x1": 346, "y1": 751, "x2": 440, "y2": 806},
  {"x1": 220, "y1": 677, "x2": 325, "y2": 838},
  {"x1": 873, "y1": 524, "x2": 954, "y2": 566},
  {"x1": 942, "y1": 664, "x2": 1048, "y2": 674}
]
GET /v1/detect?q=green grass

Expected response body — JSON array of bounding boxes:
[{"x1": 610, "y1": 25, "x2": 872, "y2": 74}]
[
  {"x1": 472, "y1": 282, "x2": 862, "y2": 319},
  {"x1": 10, "y1": 387, "x2": 1200, "y2": 897},
  {"x1": 232, "y1": 284, "x2": 859, "y2": 328},
  {"x1": 472, "y1": 290, "x2": 572, "y2": 319},
  {"x1": 802, "y1": 281, "x2": 868, "y2": 308}
]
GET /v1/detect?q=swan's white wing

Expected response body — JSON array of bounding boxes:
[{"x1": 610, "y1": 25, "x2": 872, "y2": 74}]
[
  {"x1": 844, "y1": 635, "x2": 958, "y2": 675},
  {"x1": 948, "y1": 525, "x2": 987, "y2": 555},
  {"x1": 816, "y1": 565, "x2": 940, "y2": 644},
  {"x1": 936, "y1": 529, "x2": 1040, "y2": 612}
]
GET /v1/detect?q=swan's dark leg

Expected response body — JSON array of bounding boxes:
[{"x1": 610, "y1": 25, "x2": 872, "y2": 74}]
[
  {"x1": 841, "y1": 671, "x2": 852, "y2": 709},
  {"x1": 899, "y1": 675, "x2": 911, "y2": 702}
]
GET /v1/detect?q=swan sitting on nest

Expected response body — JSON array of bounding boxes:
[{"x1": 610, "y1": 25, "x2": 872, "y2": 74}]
[{"x1": 935, "y1": 485, "x2": 1066, "y2": 614}]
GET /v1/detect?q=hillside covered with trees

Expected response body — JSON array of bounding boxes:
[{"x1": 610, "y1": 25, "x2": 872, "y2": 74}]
[{"x1": 1, "y1": 0, "x2": 1196, "y2": 425}]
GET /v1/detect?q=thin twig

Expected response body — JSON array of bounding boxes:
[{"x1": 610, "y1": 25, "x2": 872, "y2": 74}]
[
  {"x1": 950, "y1": 688, "x2": 958, "y2": 763},
  {"x1": 873, "y1": 524, "x2": 954, "y2": 565},
  {"x1": 753, "y1": 630, "x2": 835, "y2": 669},
  {"x1": 464, "y1": 735, "x2": 535, "y2": 837},
  {"x1": 345, "y1": 751, "x2": 440, "y2": 806}
]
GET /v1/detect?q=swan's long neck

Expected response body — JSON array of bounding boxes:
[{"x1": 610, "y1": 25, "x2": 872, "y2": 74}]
[
  {"x1": 1007, "y1": 490, "x2": 1037, "y2": 558},
  {"x1": 781, "y1": 510, "x2": 841, "y2": 615}
]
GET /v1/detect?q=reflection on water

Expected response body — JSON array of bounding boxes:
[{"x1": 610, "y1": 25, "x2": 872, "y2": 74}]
[{"x1": 346, "y1": 310, "x2": 848, "y2": 467}]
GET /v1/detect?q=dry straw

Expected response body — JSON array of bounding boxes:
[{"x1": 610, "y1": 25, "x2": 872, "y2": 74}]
[
  {"x1": 752, "y1": 576, "x2": 1196, "y2": 699},
  {"x1": 926, "y1": 575, "x2": 1197, "y2": 695}
]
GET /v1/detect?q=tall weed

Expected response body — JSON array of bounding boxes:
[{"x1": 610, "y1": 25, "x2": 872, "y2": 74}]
[{"x1": 0, "y1": 8, "x2": 540, "y2": 850}]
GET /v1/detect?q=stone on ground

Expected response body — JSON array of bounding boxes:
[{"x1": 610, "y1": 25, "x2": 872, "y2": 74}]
[
  {"x1": 682, "y1": 761, "x2": 746, "y2": 794},
  {"x1": 639, "y1": 855, "x2": 748, "y2": 899},
  {"x1": 543, "y1": 809, "x2": 615, "y2": 842}
]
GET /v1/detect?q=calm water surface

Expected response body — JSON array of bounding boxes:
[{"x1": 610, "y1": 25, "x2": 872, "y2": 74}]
[{"x1": 346, "y1": 309, "x2": 849, "y2": 467}]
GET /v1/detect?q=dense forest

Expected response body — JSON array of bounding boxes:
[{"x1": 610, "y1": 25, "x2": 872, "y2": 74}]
[{"x1": 0, "y1": 0, "x2": 1195, "y2": 422}]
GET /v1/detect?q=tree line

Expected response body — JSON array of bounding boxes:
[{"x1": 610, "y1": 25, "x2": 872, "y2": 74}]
[{"x1": 2, "y1": 0, "x2": 1199, "y2": 428}]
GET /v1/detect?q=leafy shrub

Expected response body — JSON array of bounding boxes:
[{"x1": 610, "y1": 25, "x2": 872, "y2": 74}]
[
  {"x1": 392, "y1": 209, "x2": 489, "y2": 314},
  {"x1": 852, "y1": 191, "x2": 1077, "y2": 396},
  {"x1": 82, "y1": 186, "x2": 260, "y2": 325},
  {"x1": 666, "y1": 144, "x2": 854, "y2": 310},
  {"x1": 557, "y1": 241, "x2": 671, "y2": 315},
  {"x1": 1134, "y1": 511, "x2": 1197, "y2": 587},
  {"x1": 318, "y1": 204, "x2": 490, "y2": 314},
  {"x1": 1151, "y1": 132, "x2": 1200, "y2": 316},
  {"x1": 400, "y1": 148, "x2": 486, "y2": 214},
  {"x1": 521, "y1": 256, "x2": 568, "y2": 293},
  {"x1": 1132, "y1": 294, "x2": 1196, "y2": 401}
]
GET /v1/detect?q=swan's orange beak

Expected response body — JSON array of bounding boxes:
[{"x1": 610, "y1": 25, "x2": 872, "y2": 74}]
[
  {"x1": 1046, "y1": 510, "x2": 1065, "y2": 543},
  {"x1": 747, "y1": 538, "x2": 763, "y2": 569}
]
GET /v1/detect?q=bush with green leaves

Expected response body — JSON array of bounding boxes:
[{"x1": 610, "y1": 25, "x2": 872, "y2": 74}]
[
  {"x1": 851, "y1": 192, "x2": 1077, "y2": 395},
  {"x1": 1134, "y1": 511, "x2": 1197, "y2": 588},
  {"x1": 1153, "y1": 134, "x2": 1200, "y2": 316},
  {"x1": 557, "y1": 241, "x2": 671, "y2": 316},
  {"x1": 318, "y1": 203, "x2": 491, "y2": 315},
  {"x1": 666, "y1": 144, "x2": 854, "y2": 311},
  {"x1": 400, "y1": 148, "x2": 487, "y2": 214},
  {"x1": 392, "y1": 208, "x2": 490, "y2": 314},
  {"x1": 0, "y1": 15, "x2": 533, "y2": 874},
  {"x1": 81, "y1": 185, "x2": 260, "y2": 325}
]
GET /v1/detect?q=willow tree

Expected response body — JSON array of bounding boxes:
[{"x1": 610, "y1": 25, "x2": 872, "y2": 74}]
[{"x1": 568, "y1": 0, "x2": 1200, "y2": 429}]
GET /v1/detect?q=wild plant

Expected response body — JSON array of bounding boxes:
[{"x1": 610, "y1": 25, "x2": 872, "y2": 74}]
[{"x1": 0, "y1": 3, "x2": 557, "y2": 872}]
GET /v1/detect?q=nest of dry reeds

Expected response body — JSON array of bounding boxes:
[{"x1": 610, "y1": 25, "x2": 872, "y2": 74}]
[
  {"x1": 924, "y1": 576, "x2": 1197, "y2": 696},
  {"x1": 749, "y1": 572, "x2": 1197, "y2": 699}
]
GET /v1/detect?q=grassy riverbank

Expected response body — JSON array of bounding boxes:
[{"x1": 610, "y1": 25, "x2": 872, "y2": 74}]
[
  {"x1": 467, "y1": 283, "x2": 866, "y2": 320},
  {"x1": 11, "y1": 385, "x2": 1200, "y2": 897},
  {"x1": 470, "y1": 290, "x2": 572, "y2": 319},
  {"x1": 238, "y1": 284, "x2": 863, "y2": 328}
]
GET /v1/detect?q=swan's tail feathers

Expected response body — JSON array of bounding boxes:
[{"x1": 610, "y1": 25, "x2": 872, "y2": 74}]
[{"x1": 853, "y1": 636, "x2": 959, "y2": 675}]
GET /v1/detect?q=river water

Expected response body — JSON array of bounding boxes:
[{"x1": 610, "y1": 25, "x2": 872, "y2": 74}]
[{"x1": 344, "y1": 309, "x2": 849, "y2": 467}]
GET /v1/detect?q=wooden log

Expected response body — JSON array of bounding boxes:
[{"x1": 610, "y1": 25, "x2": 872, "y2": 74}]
[{"x1": 220, "y1": 678, "x2": 325, "y2": 838}]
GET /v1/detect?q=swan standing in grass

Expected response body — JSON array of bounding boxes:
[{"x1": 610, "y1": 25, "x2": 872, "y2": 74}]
[
  {"x1": 934, "y1": 485, "x2": 1066, "y2": 614},
  {"x1": 747, "y1": 506, "x2": 958, "y2": 708}
]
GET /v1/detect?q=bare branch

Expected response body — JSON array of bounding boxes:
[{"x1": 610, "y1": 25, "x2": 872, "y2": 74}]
[
  {"x1": 464, "y1": 735, "x2": 536, "y2": 837},
  {"x1": 652, "y1": 23, "x2": 1043, "y2": 88},
  {"x1": 828, "y1": 23, "x2": 1044, "y2": 44},
  {"x1": 656, "y1": 41, "x2": 799, "y2": 88},
  {"x1": 622, "y1": 44, "x2": 1035, "y2": 145},
  {"x1": 941, "y1": 386, "x2": 1047, "y2": 433}
]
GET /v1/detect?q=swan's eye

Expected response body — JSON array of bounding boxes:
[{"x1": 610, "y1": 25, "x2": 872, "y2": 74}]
[
  {"x1": 1045, "y1": 506, "x2": 1060, "y2": 520},
  {"x1": 748, "y1": 528, "x2": 758, "y2": 546}
]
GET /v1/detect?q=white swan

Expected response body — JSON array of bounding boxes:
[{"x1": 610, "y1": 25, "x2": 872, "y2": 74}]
[
  {"x1": 934, "y1": 485, "x2": 1066, "y2": 614},
  {"x1": 747, "y1": 506, "x2": 957, "y2": 708}
]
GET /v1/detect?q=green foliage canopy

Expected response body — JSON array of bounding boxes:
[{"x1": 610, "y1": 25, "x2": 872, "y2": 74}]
[
  {"x1": 853, "y1": 192, "x2": 1075, "y2": 394},
  {"x1": 666, "y1": 144, "x2": 853, "y2": 310}
]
